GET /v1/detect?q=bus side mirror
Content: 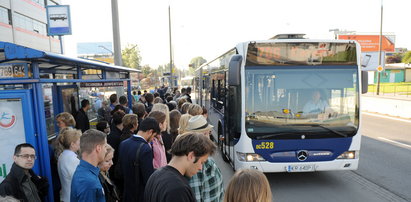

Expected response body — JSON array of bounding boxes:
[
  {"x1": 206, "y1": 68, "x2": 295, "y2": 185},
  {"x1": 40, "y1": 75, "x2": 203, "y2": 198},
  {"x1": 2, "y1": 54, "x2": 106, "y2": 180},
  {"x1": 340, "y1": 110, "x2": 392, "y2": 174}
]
[
  {"x1": 361, "y1": 70, "x2": 368, "y2": 94},
  {"x1": 228, "y1": 55, "x2": 242, "y2": 86}
]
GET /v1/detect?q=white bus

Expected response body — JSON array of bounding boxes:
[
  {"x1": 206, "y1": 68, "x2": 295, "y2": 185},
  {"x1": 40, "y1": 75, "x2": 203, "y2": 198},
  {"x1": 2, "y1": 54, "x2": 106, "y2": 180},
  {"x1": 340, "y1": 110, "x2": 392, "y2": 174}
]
[{"x1": 194, "y1": 35, "x2": 368, "y2": 172}]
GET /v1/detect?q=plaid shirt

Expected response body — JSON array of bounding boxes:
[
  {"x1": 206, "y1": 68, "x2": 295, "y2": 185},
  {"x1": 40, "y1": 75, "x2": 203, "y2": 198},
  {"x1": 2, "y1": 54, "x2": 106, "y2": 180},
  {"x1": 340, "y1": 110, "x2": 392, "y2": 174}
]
[{"x1": 188, "y1": 157, "x2": 224, "y2": 202}]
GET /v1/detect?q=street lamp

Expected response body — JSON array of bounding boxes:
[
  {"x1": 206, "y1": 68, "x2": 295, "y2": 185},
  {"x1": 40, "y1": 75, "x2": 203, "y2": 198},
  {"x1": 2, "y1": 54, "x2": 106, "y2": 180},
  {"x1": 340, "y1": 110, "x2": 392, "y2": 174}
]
[
  {"x1": 329, "y1": 29, "x2": 339, "y2": 39},
  {"x1": 98, "y1": 45, "x2": 114, "y2": 55},
  {"x1": 376, "y1": 0, "x2": 384, "y2": 95}
]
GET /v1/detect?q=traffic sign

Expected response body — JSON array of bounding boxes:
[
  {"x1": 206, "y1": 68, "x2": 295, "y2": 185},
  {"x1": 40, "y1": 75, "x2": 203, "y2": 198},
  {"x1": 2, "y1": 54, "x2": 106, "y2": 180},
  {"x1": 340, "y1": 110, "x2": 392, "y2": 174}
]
[{"x1": 377, "y1": 66, "x2": 384, "y2": 72}]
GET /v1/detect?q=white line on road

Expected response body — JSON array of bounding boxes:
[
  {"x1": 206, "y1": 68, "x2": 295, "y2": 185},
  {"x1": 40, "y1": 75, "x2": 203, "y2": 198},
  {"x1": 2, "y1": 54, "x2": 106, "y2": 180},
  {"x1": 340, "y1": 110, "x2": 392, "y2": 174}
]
[
  {"x1": 377, "y1": 137, "x2": 411, "y2": 150},
  {"x1": 362, "y1": 112, "x2": 411, "y2": 123}
]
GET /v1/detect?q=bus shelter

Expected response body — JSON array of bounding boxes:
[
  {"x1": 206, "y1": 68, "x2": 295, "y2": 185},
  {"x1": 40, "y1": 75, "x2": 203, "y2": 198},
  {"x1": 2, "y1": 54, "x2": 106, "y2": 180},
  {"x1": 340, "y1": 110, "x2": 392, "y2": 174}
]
[{"x1": 0, "y1": 41, "x2": 140, "y2": 201}]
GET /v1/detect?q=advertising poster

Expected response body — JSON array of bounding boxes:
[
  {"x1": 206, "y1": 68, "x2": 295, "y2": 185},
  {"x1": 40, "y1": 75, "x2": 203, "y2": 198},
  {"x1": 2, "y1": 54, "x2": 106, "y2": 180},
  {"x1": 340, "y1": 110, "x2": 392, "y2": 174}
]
[
  {"x1": 360, "y1": 51, "x2": 386, "y2": 71},
  {"x1": 0, "y1": 99, "x2": 26, "y2": 183},
  {"x1": 338, "y1": 35, "x2": 395, "y2": 52}
]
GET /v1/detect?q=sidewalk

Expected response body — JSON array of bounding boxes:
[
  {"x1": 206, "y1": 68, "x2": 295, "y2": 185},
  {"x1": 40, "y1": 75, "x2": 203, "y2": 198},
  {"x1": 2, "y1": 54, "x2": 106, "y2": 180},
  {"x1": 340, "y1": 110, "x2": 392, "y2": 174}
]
[
  {"x1": 362, "y1": 93, "x2": 411, "y2": 119},
  {"x1": 364, "y1": 92, "x2": 411, "y2": 101}
]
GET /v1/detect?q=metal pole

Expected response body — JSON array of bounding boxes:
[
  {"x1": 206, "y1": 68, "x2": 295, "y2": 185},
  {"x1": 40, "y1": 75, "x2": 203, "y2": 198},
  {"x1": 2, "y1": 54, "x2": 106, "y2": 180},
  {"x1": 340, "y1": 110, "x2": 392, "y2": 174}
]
[
  {"x1": 168, "y1": 5, "x2": 173, "y2": 88},
  {"x1": 376, "y1": 0, "x2": 383, "y2": 95},
  {"x1": 9, "y1": 0, "x2": 16, "y2": 44},
  {"x1": 59, "y1": 35, "x2": 64, "y2": 54},
  {"x1": 111, "y1": 0, "x2": 123, "y2": 66}
]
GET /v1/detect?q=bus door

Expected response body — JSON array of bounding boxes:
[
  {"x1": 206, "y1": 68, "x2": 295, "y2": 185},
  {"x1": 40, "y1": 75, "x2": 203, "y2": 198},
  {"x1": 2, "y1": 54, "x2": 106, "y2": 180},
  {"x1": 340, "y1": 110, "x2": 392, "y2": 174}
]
[
  {"x1": 221, "y1": 84, "x2": 240, "y2": 165},
  {"x1": 0, "y1": 90, "x2": 40, "y2": 182}
]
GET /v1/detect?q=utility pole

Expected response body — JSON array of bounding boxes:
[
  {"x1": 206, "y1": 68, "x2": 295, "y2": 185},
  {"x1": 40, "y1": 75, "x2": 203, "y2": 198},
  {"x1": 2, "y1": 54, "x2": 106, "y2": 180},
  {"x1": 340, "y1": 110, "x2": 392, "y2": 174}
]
[
  {"x1": 376, "y1": 0, "x2": 383, "y2": 95},
  {"x1": 168, "y1": 5, "x2": 173, "y2": 88},
  {"x1": 111, "y1": 0, "x2": 123, "y2": 66}
]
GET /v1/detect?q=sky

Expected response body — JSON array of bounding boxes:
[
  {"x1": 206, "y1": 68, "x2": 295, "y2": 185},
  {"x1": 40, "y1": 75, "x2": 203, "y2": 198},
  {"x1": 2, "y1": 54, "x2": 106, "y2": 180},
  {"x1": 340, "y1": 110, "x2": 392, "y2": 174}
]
[{"x1": 63, "y1": 0, "x2": 411, "y2": 70}]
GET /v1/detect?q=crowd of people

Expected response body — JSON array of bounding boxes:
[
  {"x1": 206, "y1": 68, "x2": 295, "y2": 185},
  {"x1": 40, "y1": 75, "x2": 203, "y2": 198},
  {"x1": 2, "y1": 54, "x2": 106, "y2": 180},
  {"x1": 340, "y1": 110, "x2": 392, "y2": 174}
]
[{"x1": 0, "y1": 86, "x2": 273, "y2": 202}]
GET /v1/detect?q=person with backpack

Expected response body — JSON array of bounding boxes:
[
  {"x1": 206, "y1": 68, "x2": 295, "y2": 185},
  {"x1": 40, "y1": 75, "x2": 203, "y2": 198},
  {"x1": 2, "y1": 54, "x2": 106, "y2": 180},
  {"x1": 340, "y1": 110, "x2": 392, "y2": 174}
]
[{"x1": 117, "y1": 118, "x2": 161, "y2": 202}]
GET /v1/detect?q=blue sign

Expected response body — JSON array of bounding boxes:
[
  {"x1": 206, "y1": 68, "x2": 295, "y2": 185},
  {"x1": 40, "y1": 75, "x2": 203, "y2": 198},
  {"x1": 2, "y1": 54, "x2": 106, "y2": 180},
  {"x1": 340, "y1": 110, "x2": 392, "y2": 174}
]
[{"x1": 46, "y1": 5, "x2": 72, "y2": 36}]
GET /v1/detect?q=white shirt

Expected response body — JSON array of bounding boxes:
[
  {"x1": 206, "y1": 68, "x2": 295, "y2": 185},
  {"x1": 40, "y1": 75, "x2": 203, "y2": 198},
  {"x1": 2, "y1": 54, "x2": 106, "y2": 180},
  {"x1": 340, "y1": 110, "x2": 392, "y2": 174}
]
[
  {"x1": 58, "y1": 150, "x2": 80, "y2": 202},
  {"x1": 303, "y1": 99, "x2": 329, "y2": 114}
]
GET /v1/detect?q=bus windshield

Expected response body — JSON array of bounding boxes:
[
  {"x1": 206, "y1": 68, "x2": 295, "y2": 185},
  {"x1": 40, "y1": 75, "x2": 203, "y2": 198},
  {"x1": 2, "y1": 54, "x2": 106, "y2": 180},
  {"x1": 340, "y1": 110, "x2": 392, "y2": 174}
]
[{"x1": 245, "y1": 66, "x2": 359, "y2": 139}]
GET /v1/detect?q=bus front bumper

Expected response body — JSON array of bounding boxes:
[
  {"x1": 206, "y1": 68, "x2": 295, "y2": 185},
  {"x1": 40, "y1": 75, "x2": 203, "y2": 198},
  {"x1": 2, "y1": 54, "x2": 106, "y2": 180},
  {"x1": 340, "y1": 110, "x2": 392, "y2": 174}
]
[{"x1": 235, "y1": 159, "x2": 359, "y2": 173}]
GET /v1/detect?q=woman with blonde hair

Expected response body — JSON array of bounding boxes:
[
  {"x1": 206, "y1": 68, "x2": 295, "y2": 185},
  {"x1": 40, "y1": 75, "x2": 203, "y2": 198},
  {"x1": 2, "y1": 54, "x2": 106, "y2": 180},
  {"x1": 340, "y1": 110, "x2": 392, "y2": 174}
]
[
  {"x1": 151, "y1": 103, "x2": 170, "y2": 131},
  {"x1": 224, "y1": 169, "x2": 272, "y2": 202},
  {"x1": 178, "y1": 114, "x2": 192, "y2": 135},
  {"x1": 98, "y1": 144, "x2": 120, "y2": 202},
  {"x1": 56, "y1": 112, "x2": 76, "y2": 131},
  {"x1": 187, "y1": 104, "x2": 203, "y2": 116},
  {"x1": 180, "y1": 102, "x2": 192, "y2": 114},
  {"x1": 55, "y1": 128, "x2": 82, "y2": 202}
]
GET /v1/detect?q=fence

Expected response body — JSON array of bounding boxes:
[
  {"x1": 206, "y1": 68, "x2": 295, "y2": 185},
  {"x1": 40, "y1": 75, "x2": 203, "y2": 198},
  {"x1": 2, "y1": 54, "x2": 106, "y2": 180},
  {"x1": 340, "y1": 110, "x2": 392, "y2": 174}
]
[{"x1": 367, "y1": 83, "x2": 411, "y2": 97}]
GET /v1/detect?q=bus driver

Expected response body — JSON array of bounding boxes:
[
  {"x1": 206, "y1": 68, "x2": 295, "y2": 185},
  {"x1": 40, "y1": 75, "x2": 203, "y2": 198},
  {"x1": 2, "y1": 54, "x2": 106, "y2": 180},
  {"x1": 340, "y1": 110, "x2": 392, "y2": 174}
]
[{"x1": 303, "y1": 90, "x2": 330, "y2": 116}]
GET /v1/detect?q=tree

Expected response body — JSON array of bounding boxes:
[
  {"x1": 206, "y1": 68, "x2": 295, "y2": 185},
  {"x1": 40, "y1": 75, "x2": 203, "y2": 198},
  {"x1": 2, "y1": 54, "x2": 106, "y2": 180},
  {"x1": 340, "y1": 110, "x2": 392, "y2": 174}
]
[
  {"x1": 158, "y1": 63, "x2": 177, "y2": 76},
  {"x1": 141, "y1": 65, "x2": 152, "y2": 77},
  {"x1": 157, "y1": 65, "x2": 166, "y2": 77},
  {"x1": 122, "y1": 44, "x2": 142, "y2": 69},
  {"x1": 402, "y1": 51, "x2": 411, "y2": 64},
  {"x1": 386, "y1": 53, "x2": 403, "y2": 64},
  {"x1": 189, "y1": 56, "x2": 207, "y2": 73}
]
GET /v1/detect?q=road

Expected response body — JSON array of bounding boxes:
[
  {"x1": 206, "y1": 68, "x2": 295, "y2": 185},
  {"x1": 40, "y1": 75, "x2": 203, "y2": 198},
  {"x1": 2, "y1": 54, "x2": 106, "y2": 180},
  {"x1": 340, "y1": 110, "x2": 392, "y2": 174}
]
[{"x1": 213, "y1": 112, "x2": 411, "y2": 202}]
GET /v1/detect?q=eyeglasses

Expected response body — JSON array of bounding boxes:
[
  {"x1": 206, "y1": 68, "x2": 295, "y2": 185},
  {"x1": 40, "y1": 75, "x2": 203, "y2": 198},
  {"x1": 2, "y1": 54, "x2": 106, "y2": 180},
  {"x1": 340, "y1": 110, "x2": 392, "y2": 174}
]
[{"x1": 16, "y1": 154, "x2": 37, "y2": 160}]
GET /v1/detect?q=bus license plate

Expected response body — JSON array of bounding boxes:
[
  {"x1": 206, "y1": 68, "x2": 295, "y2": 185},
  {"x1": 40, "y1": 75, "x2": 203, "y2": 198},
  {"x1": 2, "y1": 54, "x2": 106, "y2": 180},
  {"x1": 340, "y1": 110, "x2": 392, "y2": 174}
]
[{"x1": 286, "y1": 165, "x2": 315, "y2": 172}]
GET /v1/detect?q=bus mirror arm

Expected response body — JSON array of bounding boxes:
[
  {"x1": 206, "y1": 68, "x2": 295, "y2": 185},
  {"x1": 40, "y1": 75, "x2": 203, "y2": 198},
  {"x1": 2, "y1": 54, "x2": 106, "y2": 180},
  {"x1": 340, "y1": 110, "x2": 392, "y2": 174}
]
[
  {"x1": 228, "y1": 55, "x2": 242, "y2": 86},
  {"x1": 361, "y1": 70, "x2": 368, "y2": 94}
]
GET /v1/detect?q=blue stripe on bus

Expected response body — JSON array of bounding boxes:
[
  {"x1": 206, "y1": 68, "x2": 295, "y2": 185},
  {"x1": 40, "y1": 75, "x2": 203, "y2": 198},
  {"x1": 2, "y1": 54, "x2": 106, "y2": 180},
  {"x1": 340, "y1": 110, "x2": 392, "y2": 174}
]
[{"x1": 252, "y1": 138, "x2": 352, "y2": 162}]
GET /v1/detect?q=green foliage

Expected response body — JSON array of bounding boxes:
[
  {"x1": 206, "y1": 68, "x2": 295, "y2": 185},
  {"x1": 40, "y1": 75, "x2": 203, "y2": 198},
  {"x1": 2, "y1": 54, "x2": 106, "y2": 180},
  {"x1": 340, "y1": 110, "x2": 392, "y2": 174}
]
[
  {"x1": 141, "y1": 65, "x2": 152, "y2": 77},
  {"x1": 386, "y1": 53, "x2": 403, "y2": 64},
  {"x1": 122, "y1": 44, "x2": 142, "y2": 69},
  {"x1": 402, "y1": 51, "x2": 411, "y2": 64},
  {"x1": 189, "y1": 56, "x2": 207, "y2": 73}
]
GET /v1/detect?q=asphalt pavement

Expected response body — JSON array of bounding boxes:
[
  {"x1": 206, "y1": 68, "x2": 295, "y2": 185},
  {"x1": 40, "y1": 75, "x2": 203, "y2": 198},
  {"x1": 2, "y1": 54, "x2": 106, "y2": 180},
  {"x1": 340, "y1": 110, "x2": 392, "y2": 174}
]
[{"x1": 213, "y1": 112, "x2": 411, "y2": 202}]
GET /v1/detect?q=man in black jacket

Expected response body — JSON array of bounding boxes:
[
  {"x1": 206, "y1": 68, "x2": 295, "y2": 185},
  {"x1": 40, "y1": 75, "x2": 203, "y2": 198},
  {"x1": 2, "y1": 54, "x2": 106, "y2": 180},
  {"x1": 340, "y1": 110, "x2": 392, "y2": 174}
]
[
  {"x1": 107, "y1": 110, "x2": 126, "y2": 195},
  {"x1": 0, "y1": 143, "x2": 49, "y2": 202},
  {"x1": 117, "y1": 117, "x2": 160, "y2": 202},
  {"x1": 75, "y1": 99, "x2": 91, "y2": 132}
]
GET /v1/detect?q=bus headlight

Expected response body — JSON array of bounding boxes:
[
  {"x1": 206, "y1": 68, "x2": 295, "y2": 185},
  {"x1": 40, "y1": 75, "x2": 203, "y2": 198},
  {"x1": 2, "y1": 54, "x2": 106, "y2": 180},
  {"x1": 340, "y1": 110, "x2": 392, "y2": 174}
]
[
  {"x1": 337, "y1": 151, "x2": 356, "y2": 159},
  {"x1": 237, "y1": 152, "x2": 265, "y2": 162}
]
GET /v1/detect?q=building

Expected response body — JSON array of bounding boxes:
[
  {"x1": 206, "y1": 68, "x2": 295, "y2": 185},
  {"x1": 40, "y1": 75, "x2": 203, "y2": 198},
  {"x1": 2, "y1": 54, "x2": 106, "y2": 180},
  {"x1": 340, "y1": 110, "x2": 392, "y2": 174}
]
[
  {"x1": 0, "y1": 0, "x2": 62, "y2": 53},
  {"x1": 375, "y1": 63, "x2": 411, "y2": 83}
]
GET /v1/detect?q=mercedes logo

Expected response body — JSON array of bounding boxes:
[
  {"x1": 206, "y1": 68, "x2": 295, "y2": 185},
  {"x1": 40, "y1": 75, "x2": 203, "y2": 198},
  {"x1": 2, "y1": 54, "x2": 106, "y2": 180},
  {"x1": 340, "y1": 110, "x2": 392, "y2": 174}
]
[{"x1": 297, "y1": 150, "x2": 308, "y2": 161}]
